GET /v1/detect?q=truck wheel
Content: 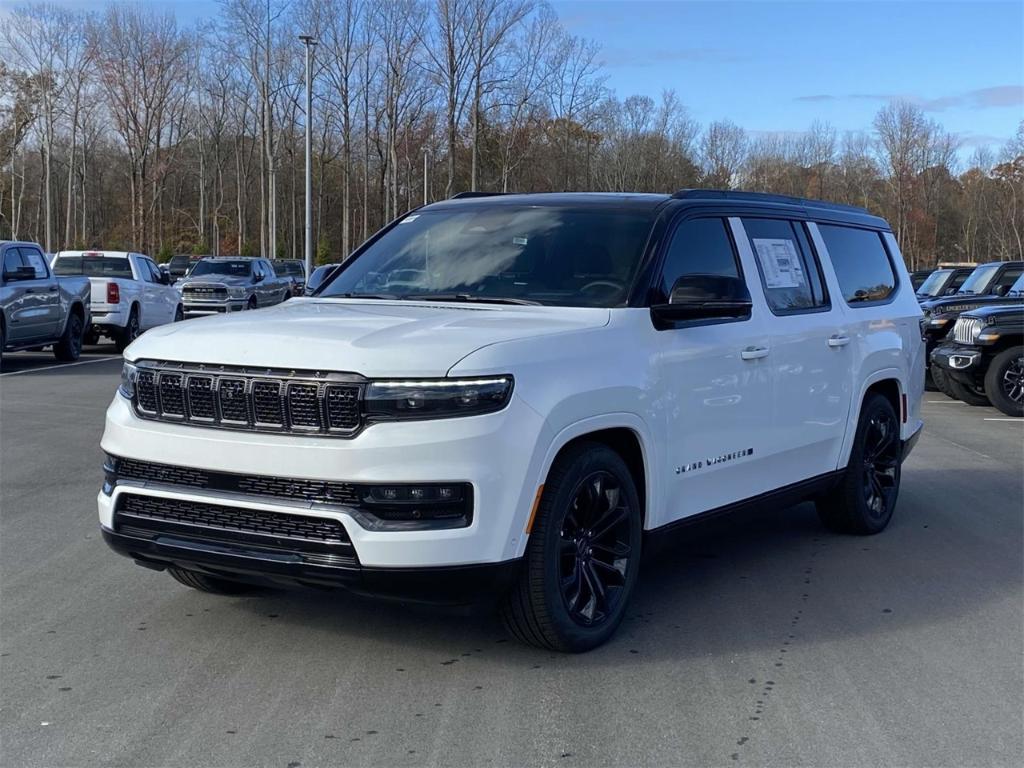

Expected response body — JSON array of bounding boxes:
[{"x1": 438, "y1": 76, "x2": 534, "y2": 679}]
[
  {"x1": 247, "y1": 296, "x2": 258, "y2": 310},
  {"x1": 984, "y1": 346, "x2": 1024, "y2": 417},
  {"x1": 817, "y1": 393, "x2": 901, "y2": 535},
  {"x1": 168, "y1": 566, "x2": 253, "y2": 595},
  {"x1": 931, "y1": 367, "x2": 955, "y2": 398},
  {"x1": 501, "y1": 442, "x2": 642, "y2": 653},
  {"x1": 115, "y1": 308, "x2": 140, "y2": 353},
  {"x1": 53, "y1": 312, "x2": 84, "y2": 362},
  {"x1": 947, "y1": 378, "x2": 989, "y2": 407},
  {"x1": 174, "y1": 305, "x2": 184, "y2": 322}
]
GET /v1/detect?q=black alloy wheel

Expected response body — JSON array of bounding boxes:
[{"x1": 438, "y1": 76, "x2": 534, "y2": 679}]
[
  {"x1": 558, "y1": 471, "x2": 633, "y2": 626},
  {"x1": 1000, "y1": 357, "x2": 1024, "y2": 403},
  {"x1": 861, "y1": 407, "x2": 900, "y2": 521},
  {"x1": 985, "y1": 346, "x2": 1024, "y2": 417},
  {"x1": 54, "y1": 312, "x2": 83, "y2": 361}
]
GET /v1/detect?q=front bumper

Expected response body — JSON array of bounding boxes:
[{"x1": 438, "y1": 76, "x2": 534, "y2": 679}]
[
  {"x1": 101, "y1": 526, "x2": 520, "y2": 604},
  {"x1": 931, "y1": 343, "x2": 983, "y2": 385},
  {"x1": 99, "y1": 393, "x2": 549, "y2": 569},
  {"x1": 182, "y1": 299, "x2": 246, "y2": 316}
]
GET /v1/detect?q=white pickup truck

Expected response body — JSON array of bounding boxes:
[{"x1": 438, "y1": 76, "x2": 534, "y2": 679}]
[{"x1": 51, "y1": 251, "x2": 182, "y2": 351}]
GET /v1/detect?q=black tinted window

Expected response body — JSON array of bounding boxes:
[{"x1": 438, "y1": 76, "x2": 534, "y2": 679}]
[
  {"x1": 995, "y1": 266, "x2": 1023, "y2": 291},
  {"x1": 3, "y1": 248, "x2": 25, "y2": 273},
  {"x1": 818, "y1": 225, "x2": 896, "y2": 305},
  {"x1": 53, "y1": 254, "x2": 132, "y2": 278},
  {"x1": 19, "y1": 247, "x2": 49, "y2": 278},
  {"x1": 660, "y1": 217, "x2": 740, "y2": 295},
  {"x1": 742, "y1": 218, "x2": 827, "y2": 313}
]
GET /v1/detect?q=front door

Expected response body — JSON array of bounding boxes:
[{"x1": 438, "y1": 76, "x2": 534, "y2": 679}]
[{"x1": 653, "y1": 215, "x2": 776, "y2": 525}]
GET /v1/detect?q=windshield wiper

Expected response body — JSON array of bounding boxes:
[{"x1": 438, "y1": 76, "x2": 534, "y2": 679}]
[{"x1": 405, "y1": 293, "x2": 541, "y2": 306}]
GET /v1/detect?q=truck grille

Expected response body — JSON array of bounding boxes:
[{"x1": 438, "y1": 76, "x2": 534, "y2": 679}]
[
  {"x1": 953, "y1": 316, "x2": 983, "y2": 345},
  {"x1": 182, "y1": 284, "x2": 228, "y2": 298},
  {"x1": 132, "y1": 362, "x2": 363, "y2": 436},
  {"x1": 114, "y1": 493, "x2": 359, "y2": 566},
  {"x1": 112, "y1": 456, "x2": 363, "y2": 507}
]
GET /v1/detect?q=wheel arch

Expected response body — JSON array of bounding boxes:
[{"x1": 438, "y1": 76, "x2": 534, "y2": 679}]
[
  {"x1": 838, "y1": 369, "x2": 906, "y2": 469},
  {"x1": 529, "y1": 414, "x2": 655, "y2": 537}
]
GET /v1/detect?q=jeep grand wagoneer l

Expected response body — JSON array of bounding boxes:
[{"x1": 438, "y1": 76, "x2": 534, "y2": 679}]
[{"x1": 100, "y1": 190, "x2": 924, "y2": 652}]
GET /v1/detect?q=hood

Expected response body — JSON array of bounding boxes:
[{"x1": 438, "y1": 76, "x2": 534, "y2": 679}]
[
  {"x1": 179, "y1": 274, "x2": 253, "y2": 287},
  {"x1": 963, "y1": 303, "x2": 1024, "y2": 321},
  {"x1": 921, "y1": 294, "x2": 1006, "y2": 313},
  {"x1": 126, "y1": 297, "x2": 611, "y2": 377}
]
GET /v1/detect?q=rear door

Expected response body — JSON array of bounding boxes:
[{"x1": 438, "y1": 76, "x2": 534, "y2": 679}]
[
  {"x1": 654, "y1": 215, "x2": 776, "y2": 521},
  {"x1": 17, "y1": 245, "x2": 61, "y2": 339},
  {"x1": 735, "y1": 217, "x2": 853, "y2": 484}
]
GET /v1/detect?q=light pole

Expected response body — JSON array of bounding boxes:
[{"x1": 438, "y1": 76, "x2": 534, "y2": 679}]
[{"x1": 299, "y1": 34, "x2": 317, "y2": 280}]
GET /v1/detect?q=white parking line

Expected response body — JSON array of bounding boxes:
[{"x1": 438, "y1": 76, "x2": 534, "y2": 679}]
[
  {"x1": 926, "y1": 400, "x2": 964, "y2": 404},
  {"x1": 0, "y1": 357, "x2": 121, "y2": 377},
  {"x1": 983, "y1": 418, "x2": 1022, "y2": 422}
]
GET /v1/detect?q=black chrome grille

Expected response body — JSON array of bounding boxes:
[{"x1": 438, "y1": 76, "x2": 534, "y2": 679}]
[
  {"x1": 113, "y1": 457, "x2": 362, "y2": 506},
  {"x1": 132, "y1": 362, "x2": 363, "y2": 436},
  {"x1": 117, "y1": 494, "x2": 349, "y2": 543}
]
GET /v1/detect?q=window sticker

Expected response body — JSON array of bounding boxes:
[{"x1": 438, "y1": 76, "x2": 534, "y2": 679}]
[
  {"x1": 753, "y1": 238, "x2": 806, "y2": 289},
  {"x1": 513, "y1": 236, "x2": 528, "y2": 246},
  {"x1": 399, "y1": 214, "x2": 420, "y2": 224}
]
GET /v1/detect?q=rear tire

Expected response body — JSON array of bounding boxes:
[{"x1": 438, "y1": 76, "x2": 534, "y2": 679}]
[
  {"x1": 947, "y1": 377, "x2": 989, "y2": 407},
  {"x1": 817, "y1": 393, "x2": 901, "y2": 535},
  {"x1": 114, "y1": 308, "x2": 140, "y2": 353},
  {"x1": 984, "y1": 346, "x2": 1024, "y2": 417},
  {"x1": 931, "y1": 366, "x2": 955, "y2": 399},
  {"x1": 53, "y1": 312, "x2": 83, "y2": 361},
  {"x1": 168, "y1": 567, "x2": 253, "y2": 595},
  {"x1": 500, "y1": 442, "x2": 642, "y2": 652}
]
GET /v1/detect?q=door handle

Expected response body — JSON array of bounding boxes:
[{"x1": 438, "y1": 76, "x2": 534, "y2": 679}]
[
  {"x1": 740, "y1": 346, "x2": 771, "y2": 360},
  {"x1": 828, "y1": 334, "x2": 851, "y2": 348}
]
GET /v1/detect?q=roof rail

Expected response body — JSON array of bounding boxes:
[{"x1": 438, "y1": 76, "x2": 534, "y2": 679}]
[
  {"x1": 671, "y1": 188, "x2": 868, "y2": 214},
  {"x1": 449, "y1": 191, "x2": 508, "y2": 199}
]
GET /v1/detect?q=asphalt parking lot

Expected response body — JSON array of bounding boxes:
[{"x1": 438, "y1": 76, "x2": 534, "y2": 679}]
[{"x1": 1, "y1": 349, "x2": 1022, "y2": 768}]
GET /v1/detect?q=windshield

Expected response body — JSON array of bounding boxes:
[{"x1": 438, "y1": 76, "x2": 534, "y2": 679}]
[
  {"x1": 916, "y1": 269, "x2": 950, "y2": 296},
  {"x1": 957, "y1": 265, "x2": 998, "y2": 294},
  {"x1": 318, "y1": 206, "x2": 655, "y2": 307},
  {"x1": 190, "y1": 260, "x2": 252, "y2": 277},
  {"x1": 275, "y1": 261, "x2": 305, "y2": 277},
  {"x1": 53, "y1": 254, "x2": 133, "y2": 279}
]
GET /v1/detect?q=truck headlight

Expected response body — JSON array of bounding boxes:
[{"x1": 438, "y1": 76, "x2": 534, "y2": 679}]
[
  {"x1": 118, "y1": 361, "x2": 138, "y2": 399},
  {"x1": 364, "y1": 376, "x2": 513, "y2": 420},
  {"x1": 228, "y1": 287, "x2": 248, "y2": 299}
]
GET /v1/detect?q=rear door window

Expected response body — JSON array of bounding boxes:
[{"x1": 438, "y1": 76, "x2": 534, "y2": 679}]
[
  {"x1": 741, "y1": 218, "x2": 828, "y2": 313},
  {"x1": 817, "y1": 225, "x2": 897, "y2": 305}
]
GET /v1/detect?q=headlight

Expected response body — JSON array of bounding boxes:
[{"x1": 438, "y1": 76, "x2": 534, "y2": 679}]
[
  {"x1": 364, "y1": 376, "x2": 513, "y2": 420},
  {"x1": 928, "y1": 314, "x2": 953, "y2": 327},
  {"x1": 118, "y1": 361, "x2": 138, "y2": 399},
  {"x1": 228, "y1": 287, "x2": 248, "y2": 298}
]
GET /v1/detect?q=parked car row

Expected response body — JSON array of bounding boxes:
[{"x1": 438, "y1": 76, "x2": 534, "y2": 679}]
[{"x1": 2, "y1": 245, "x2": 318, "y2": 367}]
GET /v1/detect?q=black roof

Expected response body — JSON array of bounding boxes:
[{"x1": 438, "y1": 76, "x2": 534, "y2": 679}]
[{"x1": 428, "y1": 189, "x2": 889, "y2": 229}]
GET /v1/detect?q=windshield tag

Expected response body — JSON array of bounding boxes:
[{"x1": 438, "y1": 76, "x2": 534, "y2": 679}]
[
  {"x1": 399, "y1": 215, "x2": 419, "y2": 224},
  {"x1": 513, "y1": 236, "x2": 528, "y2": 246}
]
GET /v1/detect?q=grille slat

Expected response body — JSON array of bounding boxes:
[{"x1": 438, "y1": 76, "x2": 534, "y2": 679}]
[
  {"x1": 131, "y1": 363, "x2": 362, "y2": 436},
  {"x1": 953, "y1": 317, "x2": 983, "y2": 345},
  {"x1": 115, "y1": 457, "x2": 362, "y2": 506}
]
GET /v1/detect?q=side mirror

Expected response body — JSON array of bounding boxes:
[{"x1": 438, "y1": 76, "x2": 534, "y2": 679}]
[
  {"x1": 3, "y1": 265, "x2": 37, "y2": 282},
  {"x1": 994, "y1": 284, "x2": 1010, "y2": 297},
  {"x1": 254, "y1": 273, "x2": 264, "y2": 283},
  {"x1": 651, "y1": 274, "x2": 753, "y2": 325},
  {"x1": 159, "y1": 268, "x2": 172, "y2": 285},
  {"x1": 944, "y1": 287, "x2": 957, "y2": 295}
]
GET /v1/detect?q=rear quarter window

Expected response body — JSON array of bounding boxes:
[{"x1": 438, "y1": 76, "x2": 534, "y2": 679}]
[{"x1": 817, "y1": 225, "x2": 897, "y2": 306}]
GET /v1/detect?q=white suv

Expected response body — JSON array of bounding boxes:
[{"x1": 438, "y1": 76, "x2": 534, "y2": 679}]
[{"x1": 99, "y1": 190, "x2": 924, "y2": 652}]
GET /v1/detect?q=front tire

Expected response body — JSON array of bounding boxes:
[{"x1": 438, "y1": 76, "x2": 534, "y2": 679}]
[
  {"x1": 53, "y1": 312, "x2": 83, "y2": 361},
  {"x1": 931, "y1": 366, "x2": 955, "y2": 399},
  {"x1": 168, "y1": 567, "x2": 253, "y2": 595},
  {"x1": 501, "y1": 442, "x2": 642, "y2": 652},
  {"x1": 817, "y1": 393, "x2": 902, "y2": 535},
  {"x1": 173, "y1": 305, "x2": 184, "y2": 322},
  {"x1": 984, "y1": 346, "x2": 1024, "y2": 417},
  {"x1": 947, "y1": 377, "x2": 989, "y2": 407},
  {"x1": 247, "y1": 296, "x2": 258, "y2": 310}
]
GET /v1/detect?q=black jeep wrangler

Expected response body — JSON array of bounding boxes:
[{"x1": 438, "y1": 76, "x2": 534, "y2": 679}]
[{"x1": 931, "y1": 304, "x2": 1024, "y2": 416}]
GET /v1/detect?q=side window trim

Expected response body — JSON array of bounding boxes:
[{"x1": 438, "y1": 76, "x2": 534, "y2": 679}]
[{"x1": 740, "y1": 216, "x2": 832, "y2": 317}]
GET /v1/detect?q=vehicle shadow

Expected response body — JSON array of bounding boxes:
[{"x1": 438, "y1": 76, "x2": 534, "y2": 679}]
[{"x1": 228, "y1": 466, "x2": 1022, "y2": 666}]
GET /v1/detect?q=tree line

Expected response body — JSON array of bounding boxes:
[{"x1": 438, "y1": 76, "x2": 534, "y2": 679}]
[{"x1": 1, "y1": 0, "x2": 1021, "y2": 271}]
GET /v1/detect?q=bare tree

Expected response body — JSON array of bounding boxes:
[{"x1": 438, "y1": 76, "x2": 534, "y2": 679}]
[{"x1": 700, "y1": 119, "x2": 747, "y2": 188}]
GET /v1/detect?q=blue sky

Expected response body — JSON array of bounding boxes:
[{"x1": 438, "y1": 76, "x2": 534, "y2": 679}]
[{"x1": 15, "y1": 0, "x2": 1023, "y2": 154}]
